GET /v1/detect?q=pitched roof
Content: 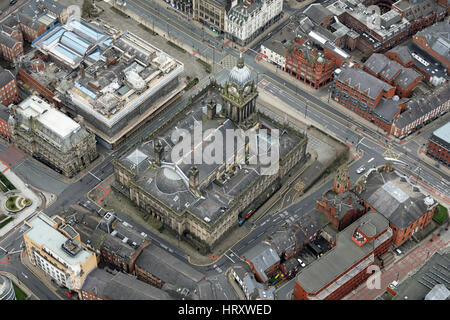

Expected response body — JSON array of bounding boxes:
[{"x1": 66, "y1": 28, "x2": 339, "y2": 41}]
[
  {"x1": 360, "y1": 170, "x2": 433, "y2": 229},
  {"x1": 303, "y1": 3, "x2": 333, "y2": 25},
  {"x1": 0, "y1": 31, "x2": 21, "y2": 48},
  {"x1": 415, "y1": 21, "x2": 450, "y2": 61},
  {"x1": 82, "y1": 268, "x2": 173, "y2": 300},
  {"x1": 336, "y1": 67, "x2": 394, "y2": 100},
  {"x1": 0, "y1": 68, "x2": 15, "y2": 88},
  {"x1": 388, "y1": 45, "x2": 413, "y2": 65},
  {"x1": 135, "y1": 243, "x2": 204, "y2": 289},
  {"x1": 243, "y1": 242, "x2": 280, "y2": 283},
  {"x1": 394, "y1": 83, "x2": 450, "y2": 129}
]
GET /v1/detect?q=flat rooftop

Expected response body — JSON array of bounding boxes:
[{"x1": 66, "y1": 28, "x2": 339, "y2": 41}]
[
  {"x1": 118, "y1": 85, "x2": 302, "y2": 222},
  {"x1": 393, "y1": 252, "x2": 450, "y2": 300},
  {"x1": 327, "y1": 0, "x2": 410, "y2": 41},
  {"x1": 31, "y1": 19, "x2": 184, "y2": 129},
  {"x1": 432, "y1": 121, "x2": 450, "y2": 144},
  {"x1": 24, "y1": 213, "x2": 92, "y2": 267},
  {"x1": 295, "y1": 211, "x2": 390, "y2": 297},
  {"x1": 361, "y1": 170, "x2": 434, "y2": 229}
]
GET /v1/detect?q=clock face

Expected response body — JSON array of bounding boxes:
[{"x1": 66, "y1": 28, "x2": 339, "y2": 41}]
[{"x1": 244, "y1": 84, "x2": 251, "y2": 94}]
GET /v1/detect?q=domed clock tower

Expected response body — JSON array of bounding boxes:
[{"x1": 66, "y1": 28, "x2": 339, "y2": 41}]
[{"x1": 221, "y1": 54, "x2": 258, "y2": 128}]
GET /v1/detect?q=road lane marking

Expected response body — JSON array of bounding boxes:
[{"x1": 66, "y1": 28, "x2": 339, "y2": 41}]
[{"x1": 368, "y1": 158, "x2": 374, "y2": 163}]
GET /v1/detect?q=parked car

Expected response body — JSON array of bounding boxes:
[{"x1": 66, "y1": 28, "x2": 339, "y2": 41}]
[
  {"x1": 389, "y1": 280, "x2": 399, "y2": 289},
  {"x1": 356, "y1": 166, "x2": 366, "y2": 174},
  {"x1": 297, "y1": 258, "x2": 306, "y2": 268},
  {"x1": 394, "y1": 247, "x2": 403, "y2": 255}
]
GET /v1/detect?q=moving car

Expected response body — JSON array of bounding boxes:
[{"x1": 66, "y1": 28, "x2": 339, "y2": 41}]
[{"x1": 356, "y1": 166, "x2": 366, "y2": 174}]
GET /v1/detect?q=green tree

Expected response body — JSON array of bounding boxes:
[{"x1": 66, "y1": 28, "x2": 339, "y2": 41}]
[{"x1": 82, "y1": 0, "x2": 94, "y2": 18}]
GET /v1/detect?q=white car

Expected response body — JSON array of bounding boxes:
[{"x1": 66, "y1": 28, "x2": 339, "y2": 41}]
[
  {"x1": 297, "y1": 258, "x2": 306, "y2": 268},
  {"x1": 356, "y1": 166, "x2": 366, "y2": 174},
  {"x1": 389, "y1": 281, "x2": 399, "y2": 290},
  {"x1": 394, "y1": 248, "x2": 403, "y2": 255}
]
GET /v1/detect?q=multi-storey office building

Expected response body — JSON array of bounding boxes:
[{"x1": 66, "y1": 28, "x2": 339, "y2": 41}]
[
  {"x1": 23, "y1": 214, "x2": 98, "y2": 291},
  {"x1": 25, "y1": 19, "x2": 184, "y2": 149},
  {"x1": 10, "y1": 95, "x2": 98, "y2": 177},
  {"x1": 225, "y1": 0, "x2": 283, "y2": 46}
]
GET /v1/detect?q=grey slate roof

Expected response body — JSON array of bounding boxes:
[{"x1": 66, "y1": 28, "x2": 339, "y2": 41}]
[
  {"x1": 17, "y1": 13, "x2": 44, "y2": 31},
  {"x1": 388, "y1": 46, "x2": 413, "y2": 66},
  {"x1": 360, "y1": 170, "x2": 432, "y2": 229},
  {"x1": 295, "y1": 211, "x2": 390, "y2": 295},
  {"x1": 415, "y1": 21, "x2": 450, "y2": 61},
  {"x1": 243, "y1": 242, "x2": 280, "y2": 283},
  {"x1": 0, "y1": 104, "x2": 9, "y2": 121},
  {"x1": 82, "y1": 268, "x2": 173, "y2": 300},
  {"x1": 336, "y1": 67, "x2": 394, "y2": 100},
  {"x1": 394, "y1": 83, "x2": 450, "y2": 130},
  {"x1": 0, "y1": 31, "x2": 20, "y2": 48},
  {"x1": 365, "y1": 53, "x2": 421, "y2": 87},
  {"x1": 303, "y1": 3, "x2": 333, "y2": 25},
  {"x1": 373, "y1": 98, "x2": 400, "y2": 122},
  {"x1": 135, "y1": 243, "x2": 204, "y2": 289},
  {"x1": 395, "y1": 68, "x2": 422, "y2": 88},
  {"x1": 323, "y1": 190, "x2": 365, "y2": 219},
  {"x1": 0, "y1": 68, "x2": 15, "y2": 88},
  {"x1": 266, "y1": 227, "x2": 296, "y2": 257}
]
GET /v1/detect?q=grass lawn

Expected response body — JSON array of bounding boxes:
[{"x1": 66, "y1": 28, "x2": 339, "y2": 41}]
[
  {"x1": 13, "y1": 282, "x2": 28, "y2": 300},
  {"x1": 196, "y1": 58, "x2": 211, "y2": 73},
  {"x1": 0, "y1": 172, "x2": 15, "y2": 191},
  {"x1": 0, "y1": 217, "x2": 12, "y2": 229},
  {"x1": 111, "y1": 7, "x2": 129, "y2": 18},
  {"x1": 6, "y1": 196, "x2": 18, "y2": 211},
  {"x1": 434, "y1": 204, "x2": 449, "y2": 225},
  {"x1": 167, "y1": 41, "x2": 186, "y2": 53}
]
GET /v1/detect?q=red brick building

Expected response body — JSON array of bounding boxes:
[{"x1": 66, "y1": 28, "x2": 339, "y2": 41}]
[
  {"x1": 331, "y1": 67, "x2": 400, "y2": 133},
  {"x1": 391, "y1": 83, "x2": 450, "y2": 139},
  {"x1": 17, "y1": 13, "x2": 47, "y2": 42},
  {"x1": 285, "y1": 41, "x2": 337, "y2": 89},
  {"x1": 0, "y1": 32, "x2": 23, "y2": 63},
  {"x1": 0, "y1": 104, "x2": 11, "y2": 140},
  {"x1": 386, "y1": 45, "x2": 414, "y2": 68},
  {"x1": 0, "y1": 68, "x2": 18, "y2": 106},
  {"x1": 412, "y1": 22, "x2": 450, "y2": 75},
  {"x1": 293, "y1": 211, "x2": 392, "y2": 300},
  {"x1": 359, "y1": 164, "x2": 437, "y2": 247},
  {"x1": 316, "y1": 165, "x2": 365, "y2": 231},
  {"x1": 363, "y1": 53, "x2": 422, "y2": 98},
  {"x1": 242, "y1": 242, "x2": 281, "y2": 284},
  {"x1": 426, "y1": 121, "x2": 450, "y2": 167}
]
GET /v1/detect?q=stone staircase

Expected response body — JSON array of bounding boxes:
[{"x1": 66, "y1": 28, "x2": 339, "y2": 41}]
[{"x1": 380, "y1": 251, "x2": 395, "y2": 269}]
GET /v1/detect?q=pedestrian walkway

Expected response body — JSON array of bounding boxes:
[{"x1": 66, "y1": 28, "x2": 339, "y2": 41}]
[
  {"x1": 344, "y1": 227, "x2": 450, "y2": 300},
  {"x1": 20, "y1": 251, "x2": 65, "y2": 300},
  {"x1": 0, "y1": 161, "x2": 41, "y2": 238}
]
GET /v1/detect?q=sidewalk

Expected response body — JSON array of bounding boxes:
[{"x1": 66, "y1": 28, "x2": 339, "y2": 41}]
[
  {"x1": 226, "y1": 269, "x2": 246, "y2": 300},
  {"x1": 0, "y1": 270, "x2": 36, "y2": 300},
  {"x1": 20, "y1": 250, "x2": 65, "y2": 300},
  {"x1": 0, "y1": 161, "x2": 42, "y2": 238},
  {"x1": 256, "y1": 59, "x2": 393, "y2": 138},
  {"x1": 344, "y1": 224, "x2": 450, "y2": 300}
]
